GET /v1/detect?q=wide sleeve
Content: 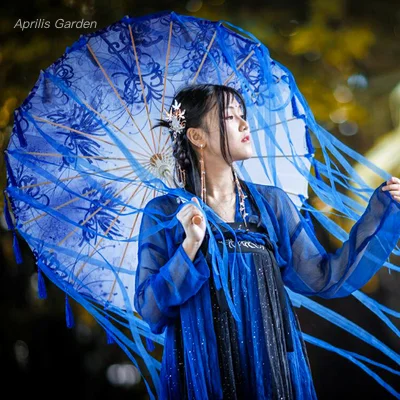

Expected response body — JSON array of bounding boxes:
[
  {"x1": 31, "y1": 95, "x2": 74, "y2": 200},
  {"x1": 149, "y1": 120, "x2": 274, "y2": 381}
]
[
  {"x1": 134, "y1": 196, "x2": 210, "y2": 334},
  {"x1": 271, "y1": 182, "x2": 400, "y2": 299}
]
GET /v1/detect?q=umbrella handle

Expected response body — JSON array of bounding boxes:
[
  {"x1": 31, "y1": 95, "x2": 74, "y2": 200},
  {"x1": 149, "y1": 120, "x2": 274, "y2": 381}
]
[{"x1": 191, "y1": 215, "x2": 203, "y2": 225}]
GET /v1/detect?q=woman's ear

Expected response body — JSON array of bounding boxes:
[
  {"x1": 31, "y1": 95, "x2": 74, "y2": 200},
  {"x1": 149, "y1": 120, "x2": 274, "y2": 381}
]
[{"x1": 187, "y1": 127, "x2": 206, "y2": 148}]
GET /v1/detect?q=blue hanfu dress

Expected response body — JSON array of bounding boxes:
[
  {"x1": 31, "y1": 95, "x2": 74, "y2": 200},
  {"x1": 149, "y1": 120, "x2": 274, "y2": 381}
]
[{"x1": 134, "y1": 181, "x2": 400, "y2": 399}]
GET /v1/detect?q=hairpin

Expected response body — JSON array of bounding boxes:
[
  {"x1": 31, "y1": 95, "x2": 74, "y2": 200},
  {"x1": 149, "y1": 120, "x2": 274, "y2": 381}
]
[{"x1": 165, "y1": 100, "x2": 186, "y2": 144}]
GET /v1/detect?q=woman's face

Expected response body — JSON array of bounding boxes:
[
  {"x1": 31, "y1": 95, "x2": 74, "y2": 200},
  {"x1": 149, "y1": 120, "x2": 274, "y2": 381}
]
[{"x1": 204, "y1": 95, "x2": 253, "y2": 164}]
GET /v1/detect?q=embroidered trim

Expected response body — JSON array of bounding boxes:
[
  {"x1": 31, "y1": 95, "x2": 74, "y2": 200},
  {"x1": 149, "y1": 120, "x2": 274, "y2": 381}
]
[{"x1": 217, "y1": 239, "x2": 266, "y2": 250}]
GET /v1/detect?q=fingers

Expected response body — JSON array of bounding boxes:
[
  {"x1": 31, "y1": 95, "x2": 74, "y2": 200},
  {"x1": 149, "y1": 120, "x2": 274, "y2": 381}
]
[
  {"x1": 382, "y1": 177, "x2": 400, "y2": 191},
  {"x1": 383, "y1": 184, "x2": 399, "y2": 191},
  {"x1": 382, "y1": 177, "x2": 400, "y2": 203},
  {"x1": 177, "y1": 198, "x2": 202, "y2": 221},
  {"x1": 382, "y1": 184, "x2": 400, "y2": 192},
  {"x1": 177, "y1": 207, "x2": 193, "y2": 223},
  {"x1": 176, "y1": 197, "x2": 205, "y2": 238},
  {"x1": 386, "y1": 176, "x2": 400, "y2": 185},
  {"x1": 186, "y1": 197, "x2": 201, "y2": 213},
  {"x1": 191, "y1": 197, "x2": 201, "y2": 207}
]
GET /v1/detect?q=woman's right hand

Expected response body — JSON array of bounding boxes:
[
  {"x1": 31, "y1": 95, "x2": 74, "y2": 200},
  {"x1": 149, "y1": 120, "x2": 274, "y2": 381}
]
[{"x1": 176, "y1": 197, "x2": 207, "y2": 245}]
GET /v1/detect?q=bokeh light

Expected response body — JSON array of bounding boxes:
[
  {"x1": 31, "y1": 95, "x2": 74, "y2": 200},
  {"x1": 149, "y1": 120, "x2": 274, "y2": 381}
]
[
  {"x1": 347, "y1": 74, "x2": 368, "y2": 89},
  {"x1": 329, "y1": 108, "x2": 347, "y2": 124},
  {"x1": 14, "y1": 340, "x2": 29, "y2": 368},
  {"x1": 186, "y1": 0, "x2": 203, "y2": 12},
  {"x1": 338, "y1": 121, "x2": 358, "y2": 136},
  {"x1": 106, "y1": 364, "x2": 142, "y2": 387},
  {"x1": 333, "y1": 85, "x2": 353, "y2": 103}
]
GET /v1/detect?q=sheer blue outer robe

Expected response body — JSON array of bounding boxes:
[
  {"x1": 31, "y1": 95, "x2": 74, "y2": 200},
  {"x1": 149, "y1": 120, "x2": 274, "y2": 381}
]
[{"x1": 134, "y1": 180, "x2": 400, "y2": 399}]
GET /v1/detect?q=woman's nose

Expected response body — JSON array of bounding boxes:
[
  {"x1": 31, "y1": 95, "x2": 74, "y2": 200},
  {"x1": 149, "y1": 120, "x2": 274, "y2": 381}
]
[{"x1": 240, "y1": 119, "x2": 249, "y2": 131}]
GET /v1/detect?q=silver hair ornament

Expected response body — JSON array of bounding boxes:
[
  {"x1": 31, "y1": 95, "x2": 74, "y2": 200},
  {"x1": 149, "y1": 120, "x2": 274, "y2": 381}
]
[{"x1": 164, "y1": 100, "x2": 186, "y2": 144}]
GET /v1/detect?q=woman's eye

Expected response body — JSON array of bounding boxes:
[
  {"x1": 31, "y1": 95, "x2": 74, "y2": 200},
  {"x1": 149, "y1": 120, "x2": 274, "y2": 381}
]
[{"x1": 224, "y1": 115, "x2": 245, "y2": 121}]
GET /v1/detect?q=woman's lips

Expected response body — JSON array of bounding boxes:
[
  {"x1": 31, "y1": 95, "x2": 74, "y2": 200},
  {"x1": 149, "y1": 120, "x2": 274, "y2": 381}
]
[{"x1": 241, "y1": 135, "x2": 250, "y2": 143}]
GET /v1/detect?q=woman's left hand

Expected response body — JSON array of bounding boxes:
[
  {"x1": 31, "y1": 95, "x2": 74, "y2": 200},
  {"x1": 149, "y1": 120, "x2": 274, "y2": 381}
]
[{"x1": 382, "y1": 176, "x2": 400, "y2": 203}]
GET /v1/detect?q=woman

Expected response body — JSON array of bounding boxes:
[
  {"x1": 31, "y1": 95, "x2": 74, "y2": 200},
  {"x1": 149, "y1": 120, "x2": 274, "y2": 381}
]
[{"x1": 134, "y1": 84, "x2": 400, "y2": 399}]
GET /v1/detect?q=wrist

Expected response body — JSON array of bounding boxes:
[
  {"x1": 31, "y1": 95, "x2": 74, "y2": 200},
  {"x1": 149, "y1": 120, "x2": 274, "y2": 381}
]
[
  {"x1": 182, "y1": 238, "x2": 202, "y2": 261},
  {"x1": 183, "y1": 237, "x2": 202, "y2": 249}
]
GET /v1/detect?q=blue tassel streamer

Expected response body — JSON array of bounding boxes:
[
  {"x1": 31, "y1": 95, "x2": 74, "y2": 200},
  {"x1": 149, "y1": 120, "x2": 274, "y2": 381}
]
[
  {"x1": 314, "y1": 159, "x2": 322, "y2": 181},
  {"x1": 146, "y1": 337, "x2": 156, "y2": 352},
  {"x1": 105, "y1": 315, "x2": 115, "y2": 344},
  {"x1": 291, "y1": 95, "x2": 300, "y2": 118},
  {"x1": 305, "y1": 127, "x2": 315, "y2": 155},
  {"x1": 37, "y1": 268, "x2": 47, "y2": 299},
  {"x1": 3, "y1": 193, "x2": 14, "y2": 230},
  {"x1": 65, "y1": 295, "x2": 75, "y2": 328},
  {"x1": 304, "y1": 126, "x2": 323, "y2": 183},
  {"x1": 12, "y1": 232, "x2": 23, "y2": 264},
  {"x1": 15, "y1": 113, "x2": 28, "y2": 148},
  {"x1": 106, "y1": 330, "x2": 115, "y2": 344},
  {"x1": 4, "y1": 192, "x2": 23, "y2": 264}
]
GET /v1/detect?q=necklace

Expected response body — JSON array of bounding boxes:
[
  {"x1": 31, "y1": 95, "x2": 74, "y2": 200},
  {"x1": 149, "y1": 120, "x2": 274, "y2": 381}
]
[
  {"x1": 206, "y1": 187, "x2": 236, "y2": 223},
  {"x1": 204, "y1": 168, "x2": 248, "y2": 226}
]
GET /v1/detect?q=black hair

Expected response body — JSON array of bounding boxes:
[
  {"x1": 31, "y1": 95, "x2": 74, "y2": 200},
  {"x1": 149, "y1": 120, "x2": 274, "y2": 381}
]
[{"x1": 153, "y1": 83, "x2": 261, "y2": 224}]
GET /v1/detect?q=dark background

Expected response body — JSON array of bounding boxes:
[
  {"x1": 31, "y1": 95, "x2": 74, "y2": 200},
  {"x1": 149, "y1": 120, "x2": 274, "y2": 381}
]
[{"x1": 1, "y1": 0, "x2": 400, "y2": 399}]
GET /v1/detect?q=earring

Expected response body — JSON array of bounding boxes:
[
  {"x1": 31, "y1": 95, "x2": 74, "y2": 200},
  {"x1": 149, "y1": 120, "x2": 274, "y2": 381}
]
[
  {"x1": 182, "y1": 168, "x2": 186, "y2": 188},
  {"x1": 199, "y1": 144, "x2": 206, "y2": 204},
  {"x1": 177, "y1": 164, "x2": 186, "y2": 188},
  {"x1": 233, "y1": 167, "x2": 248, "y2": 227}
]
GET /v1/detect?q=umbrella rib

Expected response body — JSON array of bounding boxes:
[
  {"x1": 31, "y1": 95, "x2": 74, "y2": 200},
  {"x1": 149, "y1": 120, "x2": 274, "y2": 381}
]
[
  {"x1": 106, "y1": 185, "x2": 152, "y2": 302},
  {"x1": 74, "y1": 181, "x2": 146, "y2": 279},
  {"x1": 159, "y1": 21, "x2": 173, "y2": 145},
  {"x1": 128, "y1": 25, "x2": 157, "y2": 154},
  {"x1": 223, "y1": 43, "x2": 261, "y2": 85},
  {"x1": 191, "y1": 29, "x2": 218, "y2": 85},
  {"x1": 20, "y1": 164, "x2": 132, "y2": 189},
  {"x1": 285, "y1": 190, "x2": 303, "y2": 197},
  {"x1": 160, "y1": 129, "x2": 172, "y2": 155},
  {"x1": 252, "y1": 117, "x2": 298, "y2": 132},
  {"x1": 86, "y1": 43, "x2": 156, "y2": 155},
  {"x1": 248, "y1": 154, "x2": 309, "y2": 158},
  {"x1": 32, "y1": 115, "x2": 150, "y2": 160},
  {"x1": 78, "y1": 97, "x2": 154, "y2": 159},
  {"x1": 48, "y1": 176, "x2": 138, "y2": 254},
  {"x1": 22, "y1": 170, "x2": 138, "y2": 225}
]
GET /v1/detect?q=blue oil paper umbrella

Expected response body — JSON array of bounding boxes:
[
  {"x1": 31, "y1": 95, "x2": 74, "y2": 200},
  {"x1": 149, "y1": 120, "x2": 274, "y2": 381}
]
[{"x1": 3, "y1": 10, "x2": 400, "y2": 399}]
